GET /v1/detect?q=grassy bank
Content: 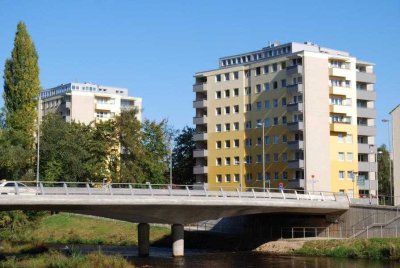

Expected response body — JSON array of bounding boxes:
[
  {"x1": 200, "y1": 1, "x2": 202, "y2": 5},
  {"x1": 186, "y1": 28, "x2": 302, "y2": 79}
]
[{"x1": 295, "y1": 238, "x2": 400, "y2": 260}]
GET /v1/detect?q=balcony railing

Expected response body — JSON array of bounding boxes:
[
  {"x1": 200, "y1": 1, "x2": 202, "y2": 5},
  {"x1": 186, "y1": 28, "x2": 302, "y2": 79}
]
[
  {"x1": 287, "y1": 121, "x2": 304, "y2": 131},
  {"x1": 286, "y1": 65, "x2": 303, "y2": 76},
  {"x1": 287, "y1": 102, "x2": 303, "y2": 112},
  {"x1": 288, "y1": 159, "x2": 304, "y2": 169},
  {"x1": 193, "y1": 83, "x2": 207, "y2": 92},
  {"x1": 288, "y1": 140, "x2": 304, "y2": 150},
  {"x1": 286, "y1": 84, "x2": 303, "y2": 94}
]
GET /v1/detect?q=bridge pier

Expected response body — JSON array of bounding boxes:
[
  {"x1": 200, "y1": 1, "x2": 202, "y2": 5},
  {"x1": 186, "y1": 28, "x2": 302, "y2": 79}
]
[
  {"x1": 172, "y1": 224, "x2": 184, "y2": 257},
  {"x1": 138, "y1": 223, "x2": 150, "y2": 257}
]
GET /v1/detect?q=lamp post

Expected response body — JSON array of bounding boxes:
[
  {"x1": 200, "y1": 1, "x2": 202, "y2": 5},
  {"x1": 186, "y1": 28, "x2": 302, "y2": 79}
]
[
  {"x1": 382, "y1": 119, "x2": 392, "y2": 205},
  {"x1": 377, "y1": 150, "x2": 383, "y2": 204},
  {"x1": 368, "y1": 145, "x2": 374, "y2": 204},
  {"x1": 257, "y1": 121, "x2": 266, "y2": 192},
  {"x1": 36, "y1": 94, "x2": 41, "y2": 191}
]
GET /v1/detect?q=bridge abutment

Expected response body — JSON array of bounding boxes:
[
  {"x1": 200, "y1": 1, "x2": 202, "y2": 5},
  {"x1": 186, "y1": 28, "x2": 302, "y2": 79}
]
[
  {"x1": 138, "y1": 223, "x2": 150, "y2": 257},
  {"x1": 172, "y1": 224, "x2": 184, "y2": 257}
]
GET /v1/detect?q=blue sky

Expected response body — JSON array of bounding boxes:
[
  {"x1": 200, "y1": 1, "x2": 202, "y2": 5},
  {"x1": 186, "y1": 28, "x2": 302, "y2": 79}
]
[{"x1": 0, "y1": 0, "x2": 399, "y2": 145}]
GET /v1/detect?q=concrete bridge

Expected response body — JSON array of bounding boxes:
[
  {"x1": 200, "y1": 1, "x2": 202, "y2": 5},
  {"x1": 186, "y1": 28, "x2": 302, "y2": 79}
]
[{"x1": 0, "y1": 181, "x2": 350, "y2": 256}]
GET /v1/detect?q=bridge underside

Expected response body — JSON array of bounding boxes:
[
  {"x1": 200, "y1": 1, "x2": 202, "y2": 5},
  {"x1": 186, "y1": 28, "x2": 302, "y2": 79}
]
[{"x1": 0, "y1": 196, "x2": 349, "y2": 224}]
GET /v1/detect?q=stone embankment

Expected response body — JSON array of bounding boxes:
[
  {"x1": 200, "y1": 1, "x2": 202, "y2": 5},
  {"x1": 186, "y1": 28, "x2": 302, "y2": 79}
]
[{"x1": 255, "y1": 240, "x2": 305, "y2": 254}]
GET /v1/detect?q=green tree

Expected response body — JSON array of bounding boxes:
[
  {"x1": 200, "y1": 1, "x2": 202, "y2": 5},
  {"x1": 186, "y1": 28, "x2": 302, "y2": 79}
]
[
  {"x1": 378, "y1": 144, "x2": 393, "y2": 202},
  {"x1": 172, "y1": 126, "x2": 195, "y2": 185},
  {"x1": 1, "y1": 21, "x2": 40, "y2": 180}
]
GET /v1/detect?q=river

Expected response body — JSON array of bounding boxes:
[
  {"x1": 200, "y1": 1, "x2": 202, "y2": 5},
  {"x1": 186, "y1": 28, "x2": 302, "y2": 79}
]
[{"x1": 50, "y1": 245, "x2": 398, "y2": 267}]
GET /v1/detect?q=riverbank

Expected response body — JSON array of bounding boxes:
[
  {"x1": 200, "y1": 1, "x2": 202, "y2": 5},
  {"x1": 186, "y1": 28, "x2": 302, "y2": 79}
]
[{"x1": 256, "y1": 238, "x2": 400, "y2": 261}]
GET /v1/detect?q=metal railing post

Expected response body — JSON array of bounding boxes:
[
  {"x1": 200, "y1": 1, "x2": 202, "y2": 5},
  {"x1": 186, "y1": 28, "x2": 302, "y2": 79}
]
[
  {"x1": 281, "y1": 189, "x2": 286, "y2": 200},
  {"x1": 148, "y1": 183, "x2": 153, "y2": 196},
  {"x1": 267, "y1": 188, "x2": 271, "y2": 199},
  {"x1": 39, "y1": 182, "x2": 45, "y2": 195},
  {"x1": 251, "y1": 188, "x2": 256, "y2": 198},
  {"x1": 236, "y1": 188, "x2": 241, "y2": 198},
  {"x1": 168, "y1": 185, "x2": 172, "y2": 196},
  {"x1": 86, "y1": 183, "x2": 91, "y2": 195},
  {"x1": 186, "y1": 186, "x2": 191, "y2": 197},
  {"x1": 220, "y1": 187, "x2": 225, "y2": 198},
  {"x1": 63, "y1": 183, "x2": 69, "y2": 195},
  {"x1": 203, "y1": 185, "x2": 208, "y2": 197},
  {"x1": 295, "y1": 190, "x2": 299, "y2": 200},
  {"x1": 129, "y1": 184, "x2": 134, "y2": 196},
  {"x1": 14, "y1": 183, "x2": 19, "y2": 195}
]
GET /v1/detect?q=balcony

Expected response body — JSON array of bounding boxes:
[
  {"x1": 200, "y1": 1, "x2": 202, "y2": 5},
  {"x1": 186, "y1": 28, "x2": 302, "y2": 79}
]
[
  {"x1": 288, "y1": 140, "x2": 304, "y2": 150},
  {"x1": 287, "y1": 102, "x2": 303, "y2": 112},
  {"x1": 286, "y1": 84, "x2": 303, "y2": 94},
  {"x1": 287, "y1": 121, "x2": 304, "y2": 131},
  {"x1": 193, "y1": 132, "x2": 208, "y2": 141},
  {"x1": 288, "y1": 178, "x2": 305, "y2": 189},
  {"x1": 193, "y1": 149, "x2": 208, "y2": 158},
  {"x1": 193, "y1": 116, "x2": 207, "y2": 125},
  {"x1": 330, "y1": 122, "x2": 351, "y2": 133},
  {"x1": 357, "y1": 179, "x2": 378, "y2": 191},
  {"x1": 358, "y1": 143, "x2": 377, "y2": 154},
  {"x1": 358, "y1": 162, "x2": 377, "y2": 172},
  {"x1": 286, "y1": 65, "x2": 303, "y2": 76},
  {"x1": 357, "y1": 107, "x2": 376, "y2": 118},
  {"x1": 96, "y1": 103, "x2": 113, "y2": 111},
  {"x1": 357, "y1": 90, "x2": 376, "y2": 101},
  {"x1": 193, "y1": 166, "x2": 208, "y2": 174},
  {"x1": 330, "y1": 105, "x2": 352, "y2": 115},
  {"x1": 193, "y1": 83, "x2": 207, "y2": 92},
  {"x1": 356, "y1": 72, "x2": 376, "y2": 84},
  {"x1": 357, "y1": 125, "x2": 376, "y2": 136},
  {"x1": 329, "y1": 86, "x2": 350, "y2": 96},
  {"x1": 329, "y1": 67, "x2": 351, "y2": 79},
  {"x1": 288, "y1": 159, "x2": 304, "y2": 169}
]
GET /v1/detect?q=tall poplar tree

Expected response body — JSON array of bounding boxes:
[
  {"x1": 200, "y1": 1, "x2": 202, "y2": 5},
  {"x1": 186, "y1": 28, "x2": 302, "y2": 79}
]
[{"x1": 3, "y1": 21, "x2": 40, "y2": 150}]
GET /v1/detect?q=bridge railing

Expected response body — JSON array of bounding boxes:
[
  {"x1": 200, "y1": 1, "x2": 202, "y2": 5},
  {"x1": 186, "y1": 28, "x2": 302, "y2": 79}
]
[{"x1": 0, "y1": 181, "x2": 342, "y2": 202}]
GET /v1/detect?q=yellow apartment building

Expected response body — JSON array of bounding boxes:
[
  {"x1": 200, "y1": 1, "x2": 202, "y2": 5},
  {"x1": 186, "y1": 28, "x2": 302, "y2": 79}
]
[{"x1": 193, "y1": 42, "x2": 377, "y2": 197}]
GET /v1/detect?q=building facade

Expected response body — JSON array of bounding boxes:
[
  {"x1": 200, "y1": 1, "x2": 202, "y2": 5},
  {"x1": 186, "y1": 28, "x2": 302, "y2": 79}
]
[
  {"x1": 193, "y1": 42, "x2": 377, "y2": 196},
  {"x1": 40, "y1": 82, "x2": 142, "y2": 124},
  {"x1": 391, "y1": 105, "x2": 400, "y2": 205}
]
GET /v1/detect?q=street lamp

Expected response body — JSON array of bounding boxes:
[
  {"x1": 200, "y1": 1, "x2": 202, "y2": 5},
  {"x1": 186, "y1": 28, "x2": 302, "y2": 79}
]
[{"x1": 382, "y1": 119, "x2": 393, "y2": 205}]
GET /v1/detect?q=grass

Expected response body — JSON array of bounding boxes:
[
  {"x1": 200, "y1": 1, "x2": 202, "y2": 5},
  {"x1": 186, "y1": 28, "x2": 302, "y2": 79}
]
[
  {"x1": 14, "y1": 213, "x2": 170, "y2": 246},
  {"x1": 295, "y1": 238, "x2": 400, "y2": 260}
]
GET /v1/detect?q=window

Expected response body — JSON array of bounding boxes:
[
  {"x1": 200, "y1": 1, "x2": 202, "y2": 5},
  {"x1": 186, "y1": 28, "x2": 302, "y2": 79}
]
[
  {"x1": 225, "y1": 157, "x2": 231, "y2": 166},
  {"x1": 283, "y1": 171, "x2": 288, "y2": 180},
  {"x1": 273, "y1": 117, "x2": 279, "y2": 126},
  {"x1": 233, "y1": 71, "x2": 239, "y2": 80},
  {"x1": 225, "y1": 174, "x2": 231, "y2": 182},
  {"x1": 245, "y1": 87, "x2": 251, "y2": 95},
  {"x1": 245, "y1": 70, "x2": 250, "y2": 77},
  {"x1": 265, "y1": 154, "x2": 271, "y2": 162},
  {"x1": 256, "y1": 84, "x2": 262, "y2": 93},
  {"x1": 339, "y1": 171, "x2": 345, "y2": 180},
  {"x1": 266, "y1": 172, "x2": 271, "y2": 180},
  {"x1": 256, "y1": 101, "x2": 262, "y2": 111},
  {"x1": 216, "y1": 124, "x2": 222, "y2": 132},
  {"x1": 338, "y1": 152, "x2": 345, "y2": 161},
  {"x1": 234, "y1": 139, "x2": 239, "y2": 147},
  {"x1": 234, "y1": 156, "x2": 240, "y2": 165},
  {"x1": 255, "y1": 67, "x2": 261, "y2": 76},
  {"x1": 245, "y1": 138, "x2": 252, "y2": 147},
  {"x1": 272, "y1": 63, "x2": 278, "y2": 72},
  {"x1": 234, "y1": 88, "x2": 239, "y2": 96},
  {"x1": 338, "y1": 133, "x2": 344, "y2": 143},
  {"x1": 274, "y1": 172, "x2": 279, "y2": 180},
  {"x1": 257, "y1": 137, "x2": 262, "y2": 146},
  {"x1": 273, "y1": 81, "x2": 278, "y2": 89},
  {"x1": 281, "y1": 61, "x2": 286, "y2": 69},
  {"x1": 234, "y1": 174, "x2": 240, "y2": 182},
  {"x1": 215, "y1": 107, "x2": 221, "y2": 115},
  {"x1": 245, "y1": 155, "x2": 252, "y2": 164},
  {"x1": 233, "y1": 105, "x2": 239, "y2": 113},
  {"x1": 273, "y1": 99, "x2": 278, "y2": 107},
  {"x1": 282, "y1": 116, "x2": 287, "y2": 124},
  {"x1": 346, "y1": 134, "x2": 353, "y2": 143},
  {"x1": 281, "y1": 79, "x2": 287, "y2": 87},
  {"x1": 282, "y1": 153, "x2": 287, "y2": 162},
  {"x1": 215, "y1": 91, "x2": 221, "y2": 99},
  {"x1": 256, "y1": 154, "x2": 262, "y2": 163},
  {"x1": 225, "y1": 106, "x2": 230, "y2": 114},
  {"x1": 264, "y1": 83, "x2": 270, "y2": 91},
  {"x1": 216, "y1": 141, "x2": 222, "y2": 149},
  {"x1": 282, "y1": 135, "x2": 287, "y2": 143},
  {"x1": 273, "y1": 135, "x2": 279, "y2": 144},
  {"x1": 245, "y1": 121, "x2": 252, "y2": 129},
  {"x1": 225, "y1": 89, "x2": 230, "y2": 98},
  {"x1": 216, "y1": 175, "x2": 222, "y2": 183},
  {"x1": 281, "y1": 97, "x2": 287, "y2": 106},
  {"x1": 224, "y1": 73, "x2": 230, "y2": 81},
  {"x1": 347, "y1": 153, "x2": 353, "y2": 162},
  {"x1": 246, "y1": 173, "x2": 253, "y2": 182},
  {"x1": 233, "y1": 122, "x2": 239, "y2": 131},
  {"x1": 216, "y1": 158, "x2": 222, "y2": 166},
  {"x1": 265, "y1": 100, "x2": 270, "y2": 109},
  {"x1": 265, "y1": 136, "x2": 270, "y2": 145},
  {"x1": 216, "y1": 74, "x2": 221, "y2": 82},
  {"x1": 264, "y1": 65, "x2": 269, "y2": 74},
  {"x1": 225, "y1": 123, "x2": 230, "y2": 132},
  {"x1": 245, "y1": 104, "x2": 252, "y2": 112},
  {"x1": 273, "y1": 153, "x2": 279, "y2": 162},
  {"x1": 225, "y1": 140, "x2": 231, "y2": 148}
]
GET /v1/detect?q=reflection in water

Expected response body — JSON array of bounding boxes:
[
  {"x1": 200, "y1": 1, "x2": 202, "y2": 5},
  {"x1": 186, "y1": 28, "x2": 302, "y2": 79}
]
[{"x1": 50, "y1": 245, "x2": 396, "y2": 268}]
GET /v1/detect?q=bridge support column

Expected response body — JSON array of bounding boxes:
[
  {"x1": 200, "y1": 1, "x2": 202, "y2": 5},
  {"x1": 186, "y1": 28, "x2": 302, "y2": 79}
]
[
  {"x1": 138, "y1": 223, "x2": 150, "y2": 257},
  {"x1": 172, "y1": 224, "x2": 184, "y2": 257}
]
